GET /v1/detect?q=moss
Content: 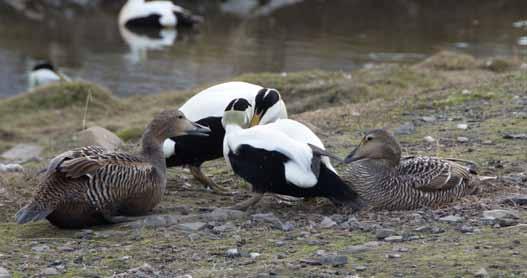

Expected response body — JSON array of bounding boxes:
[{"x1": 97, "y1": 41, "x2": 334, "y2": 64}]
[
  {"x1": 481, "y1": 57, "x2": 518, "y2": 72},
  {"x1": 116, "y1": 127, "x2": 144, "y2": 142},
  {"x1": 433, "y1": 90, "x2": 497, "y2": 107},
  {"x1": 417, "y1": 51, "x2": 478, "y2": 70}
]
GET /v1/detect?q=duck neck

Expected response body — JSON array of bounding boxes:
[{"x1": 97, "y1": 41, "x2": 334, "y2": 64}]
[
  {"x1": 140, "y1": 128, "x2": 167, "y2": 174},
  {"x1": 348, "y1": 159, "x2": 398, "y2": 193}
]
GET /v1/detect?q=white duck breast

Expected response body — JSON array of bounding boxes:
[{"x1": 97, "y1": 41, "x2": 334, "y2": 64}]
[
  {"x1": 29, "y1": 69, "x2": 61, "y2": 88},
  {"x1": 119, "y1": 0, "x2": 201, "y2": 28}
]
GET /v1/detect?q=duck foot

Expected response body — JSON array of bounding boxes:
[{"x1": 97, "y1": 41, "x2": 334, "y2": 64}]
[
  {"x1": 229, "y1": 193, "x2": 264, "y2": 211},
  {"x1": 190, "y1": 166, "x2": 232, "y2": 195}
]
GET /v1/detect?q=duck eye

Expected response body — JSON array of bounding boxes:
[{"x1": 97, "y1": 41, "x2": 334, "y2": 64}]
[
  {"x1": 365, "y1": 136, "x2": 373, "y2": 141},
  {"x1": 178, "y1": 115, "x2": 183, "y2": 119}
]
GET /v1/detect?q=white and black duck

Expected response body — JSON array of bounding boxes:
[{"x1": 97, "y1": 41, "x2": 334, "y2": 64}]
[
  {"x1": 222, "y1": 98, "x2": 364, "y2": 210},
  {"x1": 28, "y1": 62, "x2": 69, "y2": 90},
  {"x1": 15, "y1": 110, "x2": 209, "y2": 228},
  {"x1": 163, "y1": 81, "x2": 288, "y2": 193},
  {"x1": 119, "y1": 0, "x2": 203, "y2": 29},
  {"x1": 341, "y1": 129, "x2": 481, "y2": 210}
]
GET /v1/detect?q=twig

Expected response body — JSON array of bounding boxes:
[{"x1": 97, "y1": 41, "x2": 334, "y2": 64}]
[{"x1": 82, "y1": 89, "x2": 93, "y2": 130}]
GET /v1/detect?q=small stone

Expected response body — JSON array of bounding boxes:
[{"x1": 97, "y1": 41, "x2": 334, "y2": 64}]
[
  {"x1": 386, "y1": 253, "x2": 401, "y2": 259},
  {"x1": 251, "y1": 213, "x2": 283, "y2": 230},
  {"x1": 501, "y1": 195, "x2": 527, "y2": 206},
  {"x1": 482, "y1": 210, "x2": 519, "y2": 220},
  {"x1": 421, "y1": 116, "x2": 436, "y2": 123},
  {"x1": 457, "y1": 123, "x2": 468, "y2": 130},
  {"x1": 0, "y1": 164, "x2": 24, "y2": 173},
  {"x1": 1, "y1": 144, "x2": 42, "y2": 162},
  {"x1": 384, "y1": 236, "x2": 403, "y2": 243},
  {"x1": 143, "y1": 215, "x2": 167, "y2": 227},
  {"x1": 439, "y1": 215, "x2": 463, "y2": 223},
  {"x1": 206, "y1": 208, "x2": 245, "y2": 221},
  {"x1": 473, "y1": 267, "x2": 489, "y2": 278},
  {"x1": 394, "y1": 122, "x2": 416, "y2": 135},
  {"x1": 58, "y1": 245, "x2": 75, "y2": 252},
  {"x1": 457, "y1": 137, "x2": 469, "y2": 143},
  {"x1": 302, "y1": 255, "x2": 348, "y2": 266},
  {"x1": 78, "y1": 126, "x2": 123, "y2": 152},
  {"x1": 213, "y1": 222, "x2": 236, "y2": 233},
  {"x1": 342, "y1": 241, "x2": 381, "y2": 254},
  {"x1": 423, "y1": 136, "x2": 435, "y2": 143},
  {"x1": 225, "y1": 248, "x2": 240, "y2": 258},
  {"x1": 177, "y1": 222, "x2": 206, "y2": 231},
  {"x1": 414, "y1": 226, "x2": 432, "y2": 233},
  {"x1": 462, "y1": 89, "x2": 471, "y2": 95},
  {"x1": 482, "y1": 140, "x2": 493, "y2": 145},
  {"x1": 275, "y1": 241, "x2": 286, "y2": 247},
  {"x1": 250, "y1": 252, "x2": 261, "y2": 259},
  {"x1": 120, "y1": 256, "x2": 130, "y2": 261},
  {"x1": 40, "y1": 267, "x2": 59, "y2": 276},
  {"x1": 280, "y1": 221, "x2": 295, "y2": 231},
  {"x1": 457, "y1": 225, "x2": 475, "y2": 233},
  {"x1": 354, "y1": 265, "x2": 367, "y2": 272},
  {"x1": 481, "y1": 210, "x2": 519, "y2": 227},
  {"x1": 32, "y1": 245, "x2": 50, "y2": 253},
  {"x1": 0, "y1": 267, "x2": 10, "y2": 278},
  {"x1": 319, "y1": 217, "x2": 337, "y2": 228},
  {"x1": 375, "y1": 228, "x2": 396, "y2": 240},
  {"x1": 503, "y1": 133, "x2": 527, "y2": 140}
]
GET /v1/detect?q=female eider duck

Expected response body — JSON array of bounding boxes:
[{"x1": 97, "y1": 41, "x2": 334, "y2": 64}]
[
  {"x1": 163, "y1": 81, "x2": 288, "y2": 193},
  {"x1": 341, "y1": 129, "x2": 480, "y2": 210},
  {"x1": 15, "y1": 110, "x2": 209, "y2": 228},
  {"x1": 28, "y1": 62, "x2": 69, "y2": 90},
  {"x1": 119, "y1": 0, "x2": 203, "y2": 29},
  {"x1": 222, "y1": 98, "x2": 364, "y2": 210}
]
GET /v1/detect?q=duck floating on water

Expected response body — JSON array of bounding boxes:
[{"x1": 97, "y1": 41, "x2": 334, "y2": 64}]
[
  {"x1": 222, "y1": 98, "x2": 364, "y2": 210},
  {"x1": 28, "y1": 62, "x2": 69, "y2": 90},
  {"x1": 119, "y1": 0, "x2": 203, "y2": 29},
  {"x1": 163, "y1": 81, "x2": 288, "y2": 194},
  {"x1": 341, "y1": 129, "x2": 480, "y2": 210},
  {"x1": 15, "y1": 110, "x2": 210, "y2": 229}
]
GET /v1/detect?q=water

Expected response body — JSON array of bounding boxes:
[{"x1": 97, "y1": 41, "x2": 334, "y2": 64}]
[{"x1": 1, "y1": 0, "x2": 526, "y2": 98}]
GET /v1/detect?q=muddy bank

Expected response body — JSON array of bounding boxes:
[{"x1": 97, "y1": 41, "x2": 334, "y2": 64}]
[{"x1": 0, "y1": 52, "x2": 526, "y2": 277}]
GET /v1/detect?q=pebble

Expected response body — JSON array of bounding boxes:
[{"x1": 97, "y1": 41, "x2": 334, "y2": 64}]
[
  {"x1": 319, "y1": 217, "x2": 337, "y2": 228},
  {"x1": 501, "y1": 195, "x2": 527, "y2": 206},
  {"x1": 439, "y1": 215, "x2": 463, "y2": 223},
  {"x1": 354, "y1": 265, "x2": 367, "y2": 272},
  {"x1": 384, "y1": 236, "x2": 403, "y2": 243},
  {"x1": 206, "y1": 208, "x2": 245, "y2": 221},
  {"x1": 503, "y1": 133, "x2": 527, "y2": 140},
  {"x1": 394, "y1": 122, "x2": 416, "y2": 135},
  {"x1": 457, "y1": 123, "x2": 468, "y2": 130},
  {"x1": 213, "y1": 222, "x2": 236, "y2": 233},
  {"x1": 375, "y1": 228, "x2": 395, "y2": 240},
  {"x1": 457, "y1": 136, "x2": 469, "y2": 143},
  {"x1": 414, "y1": 225, "x2": 432, "y2": 233},
  {"x1": 32, "y1": 245, "x2": 50, "y2": 253},
  {"x1": 423, "y1": 136, "x2": 435, "y2": 143},
  {"x1": 225, "y1": 248, "x2": 241, "y2": 258},
  {"x1": 386, "y1": 253, "x2": 401, "y2": 259},
  {"x1": 177, "y1": 222, "x2": 207, "y2": 231},
  {"x1": 481, "y1": 209, "x2": 519, "y2": 227},
  {"x1": 301, "y1": 255, "x2": 348, "y2": 266},
  {"x1": 421, "y1": 116, "x2": 436, "y2": 123},
  {"x1": 0, "y1": 164, "x2": 23, "y2": 173},
  {"x1": 1, "y1": 143, "x2": 43, "y2": 162},
  {"x1": 0, "y1": 267, "x2": 10, "y2": 278},
  {"x1": 250, "y1": 252, "x2": 261, "y2": 259},
  {"x1": 40, "y1": 267, "x2": 59, "y2": 276},
  {"x1": 473, "y1": 267, "x2": 489, "y2": 278},
  {"x1": 457, "y1": 225, "x2": 475, "y2": 233},
  {"x1": 501, "y1": 173, "x2": 527, "y2": 185},
  {"x1": 341, "y1": 241, "x2": 381, "y2": 254}
]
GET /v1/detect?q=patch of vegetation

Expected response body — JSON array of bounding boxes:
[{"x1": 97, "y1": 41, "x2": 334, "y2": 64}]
[
  {"x1": 417, "y1": 51, "x2": 478, "y2": 70},
  {"x1": 116, "y1": 127, "x2": 144, "y2": 142}
]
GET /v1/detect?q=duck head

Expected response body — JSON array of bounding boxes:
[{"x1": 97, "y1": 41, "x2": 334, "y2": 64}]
[
  {"x1": 147, "y1": 110, "x2": 210, "y2": 144},
  {"x1": 32, "y1": 61, "x2": 56, "y2": 72},
  {"x1": 344, "y1": 129, "x2": 402, "y2": 168},
  {"x1": 222, "y1": 98, "x2": 253, "y2": 128},
  {"x1": 250, "y1": 88, "x2": 287, "y2": 126}
]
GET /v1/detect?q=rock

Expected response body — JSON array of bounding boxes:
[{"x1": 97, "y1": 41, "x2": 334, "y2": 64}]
[
  {"x1": 251, "y1": 213, "x2": 283, "y2": 230},
  {"x1": 456, "y1": 123, "x2": 468, "y2": 130},
  {"x1": 213, "y1": 222, "x2": 236, "y2": 233},
  {"x1": 280, "y1": 221, "x2": 295, "y2": 231},
  {"x1": 319, "y1": 217, "x2": 337, "y2": 228},
  {"x1": 501, "y1": 195, "x2": 527, "y2": 206},
  {"x1": 473, "y1": 267, "x2": 489, "y2": 278},
  {"x1": 32, "y1": 244, "x2": 50, "y2": 253},
  {"x1": 394, "y1": 122, "x2": 415, "y2": 135},
  {"x1": 481, "y1": 210, "x2": 519, "y2": 227},
  {"x1": 384, "y1": 236, "x2": 403, "y2": 243},
  {"x1": 340, "y1": 216, "x2": 365, "y2": 230},
  {"x1": 502, "y1": 173, "x2": 527, "y2": 184},
  {"x1": 1, "y1": 144, "x2": 42, "y2": 162},
  {"x1": 503, "y1": 133, "x2": 527, "y2": 140},
  {"x1": 386, "y1": 253, "x2": 401, "y2": 259},
  {"x1": 225, "y1": 248, "x2": 241, "y2": 258},
  {"x1": 457, "y1": 137, "x2": 469, "y2": 143},
  {"x1": 0, "y1": 267, "x2": 10, "y2": 278},
  {"x1": 342, "y1": 241, "x2": 381, "y2": 254},
  {"x1": 423, "y1": 136, "x2": 435, "y2": 143},
  {"x1": 40, "y1": 267, "x2": 59, "y2": 276},
  {"x1": 354, "y1": 265, "x2": 367, "y2": 271},
  {"x1": 250, "y1": 252, "x2": 261, "y2": 259},
  {"x1": 414, "y1": 226, "x2": 432, "y2": 233},
  {"x1": 78, "y1": 126, "x2": 123, "y2": 152},
  {"x1": 206, "y1": 208, "x2": 245, "y2": 221},
  {"x1": 457, "y1": 225, "x2": 475, "y2": 233},
  {"x1": 375, "y1": 228, "x2": 395, "y2": 240},
  {"x1": 439, "y1": 215, "x2": 463, "y2": 223},
  {"x1": 177, "y1": 222, "x2": 206, "y2": 231},
  {"x1": 143, "y1": 215, "x2": 168, "y2": 227},
  {"x1": 75, "y1": 229, "x2": 94, "y2": 239},
  {"x1": 0, "y1": 164, "x2": 23, "y2": 173},
  {"x1": 301, "y1": 255, "x2": 348, "y2": 266},
  {"x1": 421, "y1": 116, "x2": 436, "y2": 123},
  {"x1": 114, "y1": 263, "x2": 157, "y2": 277}
]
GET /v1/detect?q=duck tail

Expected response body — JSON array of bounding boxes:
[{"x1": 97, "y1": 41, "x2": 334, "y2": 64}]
[{"x1": 15, "y1": 203, "x2": 53, "y2": 224}]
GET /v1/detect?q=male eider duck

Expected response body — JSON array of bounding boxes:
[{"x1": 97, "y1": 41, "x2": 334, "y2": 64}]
[
  {"x1": 222, "y1": 98, "x2": 364, "y2": 210},
  {"x1": 119, "y1": 0, "x2": 203, "y2": 29},
  {"x1": 163, "y1": 81, "x2": 288, "y2": 194},
  {"x1": 15, "y1": 110, "x2": 209, "y2": 229},
  {"x1": 28, "y1": 62, "x2": 69, "y2": 90},
  {"x1": 341, "y1": 129, "x2": 480, "y2": 210}
]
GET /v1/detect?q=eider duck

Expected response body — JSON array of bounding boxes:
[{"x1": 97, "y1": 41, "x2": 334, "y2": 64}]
[
  {"x1": 28, "y1": 62, "x2": 69, "y2": 90},
  {"x1": 222, "y1": 98, "x2": 364, "y2": 210},
  {"x1": 118, "y1": 0, "x2": 203, "y2": 29},
  {"x1": 341, "y1": 129, "x2": 480, "y2": 210},
  {"x1": 15, "y1": 110, "x2": 210, "y2": 228},
  {"x1": 163, "y1": 81, "x2": 288, "y2": 193}
]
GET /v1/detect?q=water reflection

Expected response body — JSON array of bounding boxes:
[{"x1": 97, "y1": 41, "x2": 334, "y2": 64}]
[{"x1": 0, "y1": 0, "x2": 526, "y2": 97}]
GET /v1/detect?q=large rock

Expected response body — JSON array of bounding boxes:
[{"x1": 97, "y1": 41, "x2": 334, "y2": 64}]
[
  {"x1": 0, "y1": 267, "x2": 10, "y2": 278},
  {"x1": 481, "y1": 209, "x2": 519, "y2": 227},
  {"x1": 77, "y1": 126, "x2": 123, "y2": 152},
  {"x1": 1, "y1": 144, "x2": 42, "y2": 162}
]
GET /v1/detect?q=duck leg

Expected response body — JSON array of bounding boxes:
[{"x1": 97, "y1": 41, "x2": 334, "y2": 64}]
[
  {"x1": 189, "y1": 165, "x2": 231, "y2": 194},
  {"x1": 229, "y1": 193, "x2": 264, "y2": 211}
]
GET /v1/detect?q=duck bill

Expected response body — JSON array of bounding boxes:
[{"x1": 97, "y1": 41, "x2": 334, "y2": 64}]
[
  {"x1": 344, "y1": 146, "x2": 360, "y2": 163},
  {"x1": 250, "y1": 112, "x2": 262, "y2": 127},
  {"x1": 185, "y1": 122, "x2": 211, "y2": 136}
]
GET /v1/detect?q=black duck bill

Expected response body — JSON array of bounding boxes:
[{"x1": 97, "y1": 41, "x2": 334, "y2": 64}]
[{"x1": 184, "y1": 121, "x2": 211, "y2": 137}]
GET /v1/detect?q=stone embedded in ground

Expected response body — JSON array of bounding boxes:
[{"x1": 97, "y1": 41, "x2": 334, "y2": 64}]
[
  {"x1": 481, "y1": 209, "x2": 519, "y2": 227},
  {"x1": 177, "y1": 222, "x2": 206, "y2": 231},
  {"x1": 439, "y1": 215, "x2": 463, "y2": 223},
  {"x1": 77, "y1": 126, "x2": 123, "y2": 152},
  {"x1": 421, "y1": 116, "x2": 436, "y2": 123},
  {"x1": 414, "y1": 226, "x2": 432, "y2": 233},
  {"x1": 473, "y1": 267, "x2": 489, "y2": 278},
  {"x1": 386, "y1": 253, "x2": 401, "y2": 259},
  {"x1": 375, "y1": 228, "x2": 396, "y2": 240},
  {"x1": 501, "y1": 195, "x2": 527, "y2": 206},
  {"x1": 354, "y1": 265, "x2": 367, "y2": 271},
  {"x1": 394, "y1": 122, "x2": 416, "y2": 135},
  {"x1": 0, "y1": 164, "x2": 23, "y2": 173},
  {"x1": 457, "y1": 225, "x2": 475, "y2": 233},
  {"x1": 212, "y1": 222, "x2": 236, "y2": 233},
  {"x1": 503, "y1": 133, "x2": 527, "y2": 140},
  {"x1": 40, "y1": 267, "x2": 59, "y2": 276},
  {"x1": 457, "y1": 136, "x2": 469, "y2": 143},
  {"x1": 114, "y1": 263, "x2": 157, "y2": 277},
  {"x1": 31, "y1": 244, "x2": 50, "y2": 253},
  {"x1": 384, "y1": 236, "x2": 403, "y2": 243},
  {"x1": 251, "y1": 213, "x2": 283, "y2": 230},
  {"x1": 1, "y1": 143, "x2": 43, "y2": 162},
  {"x1": 250, "y1": 252, "x2": 261, "y2": 259},
  {"x1": 225, "y1": 248, "x2": 241, "y2": 258},
  {"x1": 457, "y1": 123, "x2": 468, "y2": 130},
  {"x1": 319, "y1": 216, "x2": 337, "y2": 228},
  {"x1": 0, "y1": 267, "x2": 10, "y2": 278},
  {"x1": 342, "y1": 241, "x2": 382, "y2": 254},
  {"x1": 206, "y1": 208, "x2": 245, "y2": 221},
  {"x1": 423, "y1": 136, "x2": 435, "y2": 143},
  {"x1": 301, "y1": 255, "x2": 348, "y2": 266},
  {"x1": 501, "y1": 173, "x2": 527, "y2": 185}
]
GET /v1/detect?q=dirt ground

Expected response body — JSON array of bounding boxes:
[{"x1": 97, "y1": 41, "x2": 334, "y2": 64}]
[{"x1": 0, "y1": 51, "x2": 526, "y2": 277}]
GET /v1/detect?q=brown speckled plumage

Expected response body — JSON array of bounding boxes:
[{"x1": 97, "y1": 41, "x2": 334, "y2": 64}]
[
  {"x1": 16, "y1": 110, "x2": 210, "y2": 228},
  {"x1": 341, "y1": 129, "x2": 479, "y2": 210}
]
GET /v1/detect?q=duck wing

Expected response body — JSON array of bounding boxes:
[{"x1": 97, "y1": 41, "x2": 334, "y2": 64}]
[
  {"x1": 57, "y1": 152, "x2": 148, "y2": 179},
  {"x1": 399, "y1": 157, "x2": 471, "y2": 192},
  {"x1": 44, "y1": 145, "x2": 107, "y2": 176}
]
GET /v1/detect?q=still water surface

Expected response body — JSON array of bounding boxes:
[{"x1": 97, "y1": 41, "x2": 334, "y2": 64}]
[{"x1": 0, "y1": 0, "x2": 526, "y2": 97}]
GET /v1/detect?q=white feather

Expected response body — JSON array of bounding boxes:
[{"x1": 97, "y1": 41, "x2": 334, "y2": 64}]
[
  {"x1": 163, "y1": 139, "x2": 176, "y2": 158},
  {"x1": 119, "y1": 0, "x2": 183, "y2": 27},
  {"x1": 28, "y1": 69, "x2": 61, "y2": 89}
]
